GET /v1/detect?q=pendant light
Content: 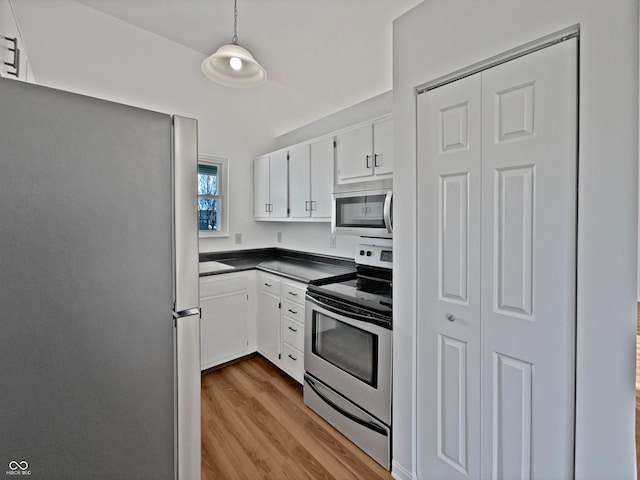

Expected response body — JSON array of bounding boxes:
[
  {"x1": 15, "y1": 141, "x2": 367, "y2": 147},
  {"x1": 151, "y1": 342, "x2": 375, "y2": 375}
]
[{"x1": 201, "y1": 0, "x2": 267, "y2": 88}]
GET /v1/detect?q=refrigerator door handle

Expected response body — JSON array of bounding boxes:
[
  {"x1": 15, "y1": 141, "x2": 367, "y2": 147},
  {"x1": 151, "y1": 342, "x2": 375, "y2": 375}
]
[
  {"x1": 173, "y1": 307, "x2": 201, "y2": 320},
  {"x1": 172, "y1": 116, "x2": 199, "y2": 313}
]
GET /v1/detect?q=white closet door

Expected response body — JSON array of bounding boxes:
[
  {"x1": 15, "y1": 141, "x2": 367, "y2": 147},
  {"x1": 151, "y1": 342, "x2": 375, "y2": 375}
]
[
  {"x1": 417, "y1": 73, "x2": 482, "y2": 480},
  {"x1": 480, "y1": 38, "x2": 577, "y2": 479}
]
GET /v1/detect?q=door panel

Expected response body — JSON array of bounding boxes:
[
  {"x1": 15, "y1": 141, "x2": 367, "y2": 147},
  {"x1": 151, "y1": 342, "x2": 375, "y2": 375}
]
[
  {"x1": 438, "y1": 334, "x2": 469, "y2": 475},
  {"x1": 480, "y1": 38, "x2": 577, "y2": 479},
  {"x1": 417, "y1": 72, "x2": 482, "y2": 480}
]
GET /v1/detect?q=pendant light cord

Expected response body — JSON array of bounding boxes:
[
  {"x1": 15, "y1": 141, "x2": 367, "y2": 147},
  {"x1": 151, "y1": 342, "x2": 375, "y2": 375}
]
[{"x1": 232, "y1": 0, "x2": 239, "y2": 44}]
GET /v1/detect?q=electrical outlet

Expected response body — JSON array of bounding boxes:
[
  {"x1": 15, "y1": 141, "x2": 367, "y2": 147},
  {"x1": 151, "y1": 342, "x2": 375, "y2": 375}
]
[
  {"x1": 330, "y1": 235, "x2": 337, "y2": 248},
  {"x1": 234, "y1": 233, "x2": 242, "y2": 244},
  {"x1": 277, "y1": 231, "x2": 282, "y2": 243}
]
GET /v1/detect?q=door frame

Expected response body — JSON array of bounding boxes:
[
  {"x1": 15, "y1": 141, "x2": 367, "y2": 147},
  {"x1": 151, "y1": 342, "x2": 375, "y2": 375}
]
[{"x1": 413, "y1": 26, "x2": 580, "y2": 478}]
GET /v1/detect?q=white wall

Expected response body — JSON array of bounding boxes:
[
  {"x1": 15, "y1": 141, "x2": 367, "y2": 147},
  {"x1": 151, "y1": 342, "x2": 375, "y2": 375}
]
[
  {"x1": 12, "y1": 0, "x2": 381, "y2": 261},
  {"x1": 393, "y1": 1, "x2": 638, "y2": 479},
  {"x1": 11, "y1": 0, "x2": 354, "y2": 256}
]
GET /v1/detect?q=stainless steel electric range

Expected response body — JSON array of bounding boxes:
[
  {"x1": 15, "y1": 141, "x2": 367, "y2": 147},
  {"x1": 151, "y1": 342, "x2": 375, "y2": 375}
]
[{"x1": 304, "y1": 243, "x2": 392, "y2": 469}]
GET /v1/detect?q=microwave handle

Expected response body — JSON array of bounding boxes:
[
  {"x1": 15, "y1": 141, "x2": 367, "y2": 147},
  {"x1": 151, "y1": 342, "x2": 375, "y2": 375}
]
[{"x1": 383, "y1": 191, "x2": 393, "y2": 233}]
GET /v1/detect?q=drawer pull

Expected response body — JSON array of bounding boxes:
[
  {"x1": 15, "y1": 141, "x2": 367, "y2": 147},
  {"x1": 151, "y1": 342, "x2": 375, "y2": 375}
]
[
  {"x1": 288, "y1": 326, "x2": 298, "y2": 332},
  {"x1": 288, "y1": 291, "x2": 298, "y2": 296},
  {"x1": 264, "y1": 283, "x2": 272, "y2": 287},
  {"x1": 288, "y1": 308, "x2": 298, "y2": 314},
  {"x1": 288, "y1": 354, "x2": 298, "y2": 361}
]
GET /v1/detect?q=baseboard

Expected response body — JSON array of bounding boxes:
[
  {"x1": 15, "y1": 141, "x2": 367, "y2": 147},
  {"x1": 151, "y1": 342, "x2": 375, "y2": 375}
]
[{"x1": 391, "y1": 460, "x2": 414, "y2": 480}]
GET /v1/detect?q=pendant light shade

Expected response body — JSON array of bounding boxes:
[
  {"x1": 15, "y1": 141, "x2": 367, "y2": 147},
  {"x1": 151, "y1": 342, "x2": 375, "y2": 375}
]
[
  {"x1": 201, "y1": 0, "x2": 267, "y2": 88},
  {"x1": 201, "y1": 44, "x2": 266, "y2": 88}
]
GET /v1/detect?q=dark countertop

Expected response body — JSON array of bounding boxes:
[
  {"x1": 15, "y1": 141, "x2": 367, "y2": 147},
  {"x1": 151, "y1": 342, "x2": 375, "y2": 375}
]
[{"x1": 199, "y1": 248, "x2": 356, "y2": 284}]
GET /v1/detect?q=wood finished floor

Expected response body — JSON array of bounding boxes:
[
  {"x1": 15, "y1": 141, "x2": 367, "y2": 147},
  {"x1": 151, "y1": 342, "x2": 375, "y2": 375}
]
[{"x1": 201, "y1": 354, "x2": 393, "y2": 480}]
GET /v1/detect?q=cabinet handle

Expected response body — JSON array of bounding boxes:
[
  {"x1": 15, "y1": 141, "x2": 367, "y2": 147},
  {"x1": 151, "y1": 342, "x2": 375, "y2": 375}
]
[
  {"x1": 374, "y1": 153, "x2": 381, "y2": 167},
  {"x1": 288, "y1": 326, "x2": 298, "y2": 332},
  {"x1": 287, "y1": 291, "x2": 298, "y2": 296},
  {"x1": 3, "y1": 36, "x2": 20, "y2": 78},
  {"x1": 311, "y1": 200, "x2": 316, "y2": 211},
  {"x1": 264, "y1": 283, "x2": 272, "y2": 287},
  {"x1": 288, "y1": 354, "x2": 298, "y2": 361},
  {"x1": 366, "y1": 154, "x2": 372, "y2": 168},
  {"x1": 446, "y1": 313, "x2": 456, "y2": 322},
  {"x1": 305, "y1": 200, "x2": 310, "y2": 211},
  {"x1": 288, "y1": 308, "x2": 298, "y2": 314},
  {"x1": 265, "y1": 203, "x2": 269, "y2": 213}
]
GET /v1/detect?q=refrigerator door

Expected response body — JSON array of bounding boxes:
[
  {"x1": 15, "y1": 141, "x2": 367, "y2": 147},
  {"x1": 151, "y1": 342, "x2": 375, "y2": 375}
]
[
  {"x1": 0, "y1": 78, "x2": 186, "y2": 479},
  {"x1": 172, "y1": 115, "x2": 201, "y2": 480}
]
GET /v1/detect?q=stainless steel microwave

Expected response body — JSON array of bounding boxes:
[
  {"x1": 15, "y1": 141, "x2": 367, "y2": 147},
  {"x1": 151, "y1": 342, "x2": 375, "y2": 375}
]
[{"x1": 332, "y1": 182, "x2": 392, "y2": 238}]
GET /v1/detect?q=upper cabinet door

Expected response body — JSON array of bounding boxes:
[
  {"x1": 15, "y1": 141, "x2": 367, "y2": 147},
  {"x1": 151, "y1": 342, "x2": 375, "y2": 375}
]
[
  {"x1": 253, "y1": 155, "x2": 271, "y2": 218},
  {"x1": 289, "y1": 144, "x2": 311, "y2": 218},
  {"x1": 373, "y1": 118, "x2": 393, "y2": 177},
  {"x1": 310, "y1": 137, "x2": 334, "y2": 218},
  {"x1": 335, "y1": 123, "x2": 374, "y2": 183},
  {"x1": 269, "y1": 150, "x2": 289, "y2": 218},
  {"x1": 0, "y1": 0, "x2": 34, "y2": 82}
]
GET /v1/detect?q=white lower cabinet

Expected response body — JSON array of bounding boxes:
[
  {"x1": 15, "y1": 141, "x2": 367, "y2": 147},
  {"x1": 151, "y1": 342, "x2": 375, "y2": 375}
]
[
  {"x1": 255, "y1": 273, "x2": 307, "y2": 383},
  {"x1": 256, "y1": 272, "x2": 282, "y2": 366},
  {"x1": 279, "y1": 280, "x2": 306, "y2": 383},
  {"x1": 200, "y1": 271, "x2": 255, "y2": 371},
  {"x1": 202, "y1": 268, "x2": 307, "y2": 383}
]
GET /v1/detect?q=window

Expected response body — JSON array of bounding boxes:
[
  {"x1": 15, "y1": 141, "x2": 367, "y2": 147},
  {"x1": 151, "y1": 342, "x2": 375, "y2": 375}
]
[{"x1": 198, "y1": 154, "x2": 228, "y2": 237}]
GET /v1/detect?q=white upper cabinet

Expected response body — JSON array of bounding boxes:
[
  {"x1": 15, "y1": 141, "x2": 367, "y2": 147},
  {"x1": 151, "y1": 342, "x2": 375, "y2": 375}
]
[
  {"x1": 253, "y1": 151, "x2": 288, "y2": 219},
  {"x1": 289, "y1": 144, "x2": 312, "y2": 218},
  {"x1": 269, "y1": 151, "x2": 288, "y2": 217},
  {"x1": 289, "y1": 138, "x2": 333, "y2": 219},
  {"x1": 309, "y1": 137, "x2": 334, "y2": 218},
  {"x1": 335, "y1": 116, "x2": 393, "y2": 184},
  {"x1": 253, "y1": 155, "x2": 270, "y2": 219},
  {"x1": 372, "y1": 117, "x2": 393, "y2": 177},
  {"x1": 335, "y1": 123, "x2": 373, "y2": 183},
  {"x1": 0, "y1": 0, "x2": 35, "y2": 83}
]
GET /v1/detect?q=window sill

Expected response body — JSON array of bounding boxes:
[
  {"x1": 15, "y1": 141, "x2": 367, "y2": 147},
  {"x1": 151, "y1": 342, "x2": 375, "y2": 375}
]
[{"x1": 199, "y1": 231, "x2": 230, "y2": 239}]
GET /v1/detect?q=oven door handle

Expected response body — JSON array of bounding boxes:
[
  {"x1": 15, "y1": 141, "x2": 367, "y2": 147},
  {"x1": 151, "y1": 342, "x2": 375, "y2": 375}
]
[
  {"x1": 306, "y1": 294, "x2": 384, "y2": 325},
  {"x1": 305, "y1": 375, "x2": 388, "y2": 436}
]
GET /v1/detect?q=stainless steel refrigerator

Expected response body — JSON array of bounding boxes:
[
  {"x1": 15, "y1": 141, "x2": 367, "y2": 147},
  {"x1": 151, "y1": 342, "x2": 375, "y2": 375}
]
[{"x1": 0, "y1": 78, "x2": 201, "y2": 479}]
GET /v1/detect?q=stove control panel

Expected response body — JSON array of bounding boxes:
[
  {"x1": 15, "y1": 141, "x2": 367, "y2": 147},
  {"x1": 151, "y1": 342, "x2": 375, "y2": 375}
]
[{"x1": 355, "y1": 244, "x2": 392, "y2": 270}]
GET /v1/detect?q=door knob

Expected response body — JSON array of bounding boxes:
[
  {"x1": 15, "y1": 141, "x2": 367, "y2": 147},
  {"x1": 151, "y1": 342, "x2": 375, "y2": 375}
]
[{"x1": 446, "y1": 313, "x2": 456, "y2": 322}]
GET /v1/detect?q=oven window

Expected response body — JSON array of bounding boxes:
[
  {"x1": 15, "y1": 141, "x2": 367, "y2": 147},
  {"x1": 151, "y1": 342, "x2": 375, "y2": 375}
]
[
  {"x1": 312, "y1": 312, "x2": 378, "y2": 387},
  {"x1": 335, "y1": 194, "x2": 386, "y2": 228}
]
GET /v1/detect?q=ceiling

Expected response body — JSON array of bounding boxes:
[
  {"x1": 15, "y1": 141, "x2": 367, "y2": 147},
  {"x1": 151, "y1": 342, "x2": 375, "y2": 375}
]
[{"x1": 72, "y1": 0, "x2": 422, "y2": 131}]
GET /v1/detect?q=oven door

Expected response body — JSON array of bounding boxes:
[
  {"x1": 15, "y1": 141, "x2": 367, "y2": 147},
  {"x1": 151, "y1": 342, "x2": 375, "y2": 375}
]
[
  {"x1": 304, "y1": 294, "x2": 392, "y2": 425},
  {"x1": 332, "y1": 189, "x2": 392, "y2": 238}
]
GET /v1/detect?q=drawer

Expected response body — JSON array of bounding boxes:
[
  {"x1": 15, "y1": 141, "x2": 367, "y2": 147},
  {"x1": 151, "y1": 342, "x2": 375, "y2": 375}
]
[
  {"x1": 282, "y1": 281, "x2": 306, "y2": 306},
  {"x1": 260, "y1": 273, "x2": 281, "y2": 295},
  {"x1": 282, "y1": 299, "x2": 304, "y2": 324},
  {"x1": 200, "y1": 271, "x2": 248, "y2": 298},
  {"x1": 283, "y1": 316, "x2": 304, "y2": 351},
  {"x1": 282, "y1": 344, "x2": 303, "y2": 383}
]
